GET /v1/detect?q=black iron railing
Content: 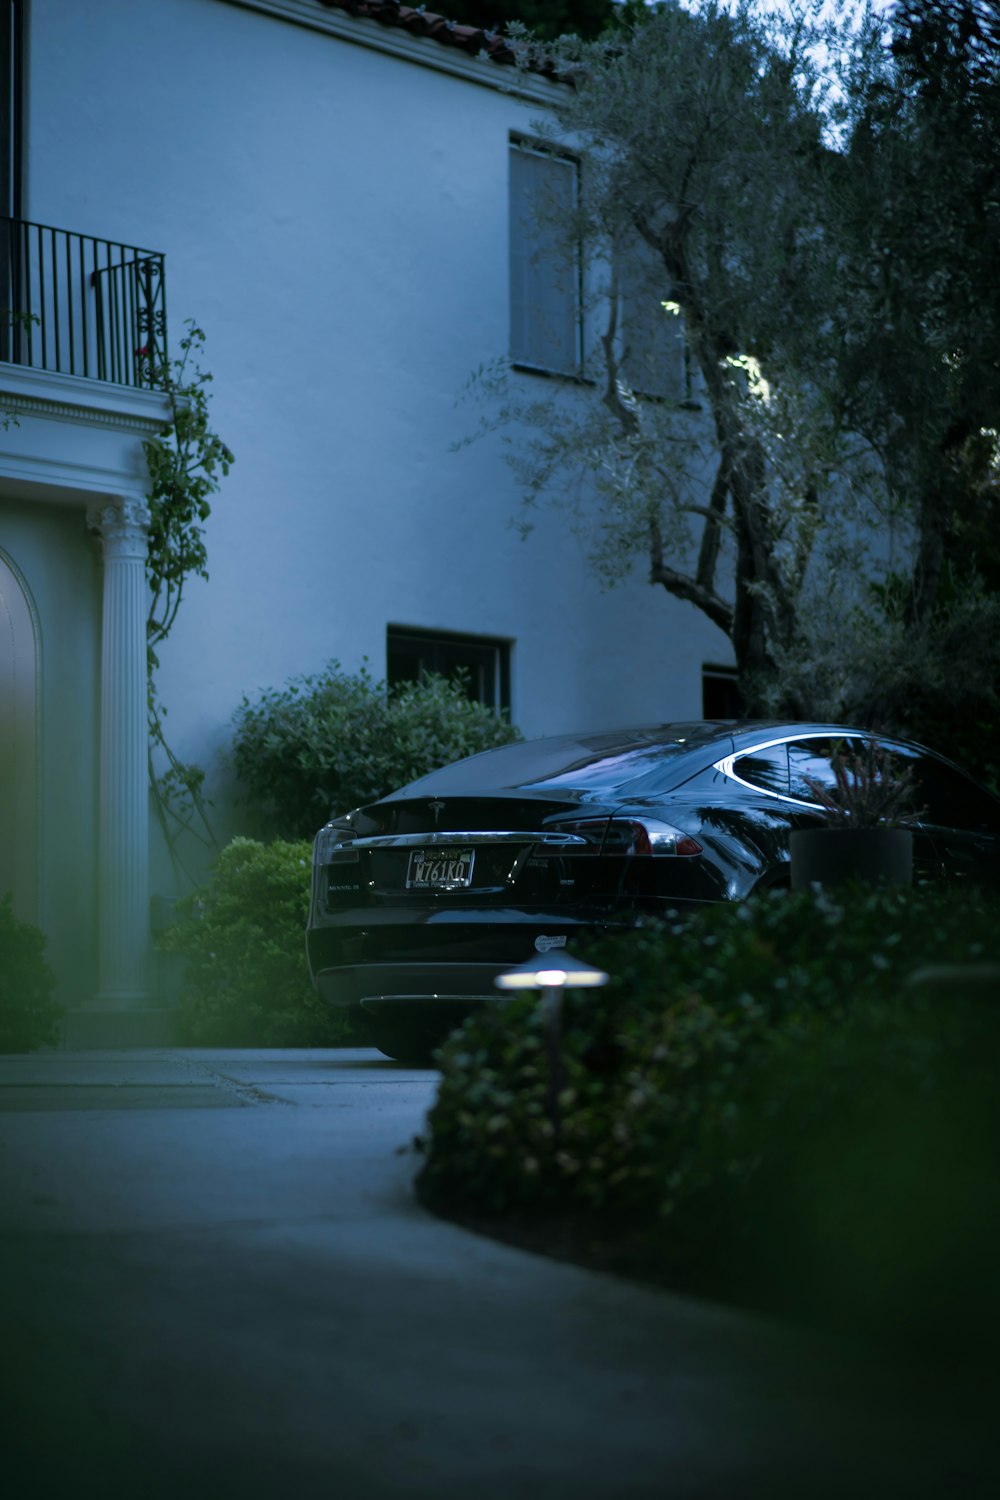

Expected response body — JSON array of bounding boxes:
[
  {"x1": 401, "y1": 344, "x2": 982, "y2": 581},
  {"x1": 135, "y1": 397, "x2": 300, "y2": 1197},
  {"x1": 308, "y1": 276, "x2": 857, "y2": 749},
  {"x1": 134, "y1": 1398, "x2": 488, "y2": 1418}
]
[{"x1": 0, "y1": 217, "x2": 167, "y2": 390}]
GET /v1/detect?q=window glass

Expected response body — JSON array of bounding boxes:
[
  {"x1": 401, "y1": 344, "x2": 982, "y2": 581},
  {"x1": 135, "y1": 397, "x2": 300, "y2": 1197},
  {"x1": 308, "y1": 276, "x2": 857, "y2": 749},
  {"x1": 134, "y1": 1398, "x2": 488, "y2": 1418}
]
[
  {"x1": 733, "y1": 744, "x2": 788, "y2": 796},
  {"x1": 787, "y1": 736, "x2": 856, "y2": 801},
  {"x1": 387, "y1": 626, "x2": 510, "y2": 713},
  {"x1": 509, "y1": 142, "x2": 580, "y2": 375},
  {"x1": 900, "y1": 751, "x2": 1000, "y2": 833},
  {"x1": 702, "y1": 664, "x2": 742, "y2": 719}
]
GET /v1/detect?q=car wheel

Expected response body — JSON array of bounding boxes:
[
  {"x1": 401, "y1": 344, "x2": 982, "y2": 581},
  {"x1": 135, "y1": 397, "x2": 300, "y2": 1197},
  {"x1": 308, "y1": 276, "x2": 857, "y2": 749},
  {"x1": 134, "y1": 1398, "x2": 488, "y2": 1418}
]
[{"x1": 365, "y1": 1018, "x2": 437, "y2": 1066}]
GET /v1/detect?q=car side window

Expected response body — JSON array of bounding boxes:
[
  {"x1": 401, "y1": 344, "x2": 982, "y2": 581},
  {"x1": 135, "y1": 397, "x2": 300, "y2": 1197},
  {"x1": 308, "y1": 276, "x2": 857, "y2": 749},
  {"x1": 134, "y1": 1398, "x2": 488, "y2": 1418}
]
[
  {"x1": 733, "y1": 744, "x2": 789, "y2": 795},
  {"x1": 908, "y1": 753, "x2": 1000, "y2": 834},
  {"x1": 786, "y1": 737, "x2": 857, "y2": 802}
]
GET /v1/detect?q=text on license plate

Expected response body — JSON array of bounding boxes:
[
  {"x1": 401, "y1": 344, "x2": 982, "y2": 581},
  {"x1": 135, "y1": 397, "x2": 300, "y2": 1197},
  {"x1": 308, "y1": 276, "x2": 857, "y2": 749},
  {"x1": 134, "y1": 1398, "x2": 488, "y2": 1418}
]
[{"x1": 406, "y1": 849, "x2": 475, "y2": 890}]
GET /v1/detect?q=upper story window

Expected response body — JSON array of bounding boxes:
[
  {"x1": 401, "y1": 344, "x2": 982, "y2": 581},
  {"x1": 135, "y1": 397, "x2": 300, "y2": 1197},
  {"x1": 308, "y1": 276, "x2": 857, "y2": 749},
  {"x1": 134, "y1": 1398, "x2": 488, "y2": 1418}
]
[
  {"x1": 387, "y1": 626, "x2": 511, "y2": 714},
  {"x1": 617, "y1": 235, "x2": 687, "y2": 402},
  {"x1": 509, "y1": 139, "x2": 581, "y2": 377}
]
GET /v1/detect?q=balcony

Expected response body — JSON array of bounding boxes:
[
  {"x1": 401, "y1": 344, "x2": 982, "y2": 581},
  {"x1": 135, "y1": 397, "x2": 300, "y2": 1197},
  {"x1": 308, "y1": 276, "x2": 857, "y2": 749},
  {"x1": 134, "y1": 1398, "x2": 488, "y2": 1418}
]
[{"x1": 1, "y1": 216, "x2": 167, "y2": 391}]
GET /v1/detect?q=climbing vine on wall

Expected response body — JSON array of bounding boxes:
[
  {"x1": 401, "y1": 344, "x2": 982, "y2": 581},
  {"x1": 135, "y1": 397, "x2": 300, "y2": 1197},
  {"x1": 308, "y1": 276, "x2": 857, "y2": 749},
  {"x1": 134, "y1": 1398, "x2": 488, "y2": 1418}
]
[{"x1": 141, "y1": 320, "x2": 234, "y2": 877}]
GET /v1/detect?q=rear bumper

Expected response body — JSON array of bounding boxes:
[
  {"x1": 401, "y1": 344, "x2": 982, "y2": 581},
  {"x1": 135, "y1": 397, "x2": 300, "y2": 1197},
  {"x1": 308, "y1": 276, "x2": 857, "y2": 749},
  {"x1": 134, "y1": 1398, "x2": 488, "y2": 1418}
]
[
  {"x1": 313, "y1": 961, "x2": 508, "y2": 1011},
  {"x1": 306, "y1": 898, "x2": 710, "y2": 1010},
  {"x1": 306, "y1": 906, "x2": 619, "y2": 1007}
]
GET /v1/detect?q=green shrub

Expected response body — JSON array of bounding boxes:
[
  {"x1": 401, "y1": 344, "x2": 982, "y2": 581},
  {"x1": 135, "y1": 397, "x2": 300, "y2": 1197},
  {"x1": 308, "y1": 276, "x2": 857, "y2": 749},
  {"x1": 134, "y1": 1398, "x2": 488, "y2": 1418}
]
[
  {"x1": 0, "y1": 894, "x2": 61, "y2": 1052},
  {"x1": 232, "y1": 661, "x2": 521, "y2": 839},
  {"x1": 417, "y1": 885, "x2": 1000, "y2": 1340},
  {"x1": 699, "y1": 972, "x2": 1000, "y2": 1343},
  {"x1": 160, "y1": 837, "x2": 359, "y2": 1046}
]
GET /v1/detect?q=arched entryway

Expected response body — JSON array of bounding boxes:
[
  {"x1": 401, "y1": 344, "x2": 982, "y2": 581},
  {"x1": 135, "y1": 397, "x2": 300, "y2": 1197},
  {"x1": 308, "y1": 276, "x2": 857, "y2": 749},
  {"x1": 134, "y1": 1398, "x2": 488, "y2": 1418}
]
[{"x1": 0, "y1": 546, "x2": 39, "y2": 922}]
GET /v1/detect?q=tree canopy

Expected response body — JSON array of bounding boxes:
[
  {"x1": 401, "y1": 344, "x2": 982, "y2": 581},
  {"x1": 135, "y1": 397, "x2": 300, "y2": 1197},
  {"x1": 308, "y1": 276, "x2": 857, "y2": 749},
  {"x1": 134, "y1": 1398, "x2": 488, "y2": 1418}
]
[
  {"x1": 463, "y1": 0, "x2": 1000, "y2": 766},
  {"x1": 837, "y1": 0, "x2": 1000, "y2": 603},
  {"x1": 443, "y1": 0, "x2": 616, "y2": 41}
]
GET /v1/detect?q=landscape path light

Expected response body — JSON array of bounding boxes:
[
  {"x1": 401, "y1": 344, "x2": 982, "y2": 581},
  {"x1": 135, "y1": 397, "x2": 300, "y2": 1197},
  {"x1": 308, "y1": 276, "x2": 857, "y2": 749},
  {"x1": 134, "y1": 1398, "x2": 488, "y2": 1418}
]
[{"x1": 495, "y1": 951, "x2": 609, "y2": 1140}]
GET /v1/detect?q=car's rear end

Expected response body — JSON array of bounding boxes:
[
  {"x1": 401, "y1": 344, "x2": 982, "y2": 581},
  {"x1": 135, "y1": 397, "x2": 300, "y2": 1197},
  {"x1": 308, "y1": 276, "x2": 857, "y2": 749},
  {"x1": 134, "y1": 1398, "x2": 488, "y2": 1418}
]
[{"x1": 306, "y1": 726, "x2": 737, "y2": 1055}]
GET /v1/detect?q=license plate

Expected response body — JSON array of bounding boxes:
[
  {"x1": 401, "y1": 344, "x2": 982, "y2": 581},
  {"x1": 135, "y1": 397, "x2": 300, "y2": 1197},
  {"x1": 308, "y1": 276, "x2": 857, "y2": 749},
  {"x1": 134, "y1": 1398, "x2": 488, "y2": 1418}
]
[{"x1": 406, "y1": 848, "x2": 475, "y2": 891}]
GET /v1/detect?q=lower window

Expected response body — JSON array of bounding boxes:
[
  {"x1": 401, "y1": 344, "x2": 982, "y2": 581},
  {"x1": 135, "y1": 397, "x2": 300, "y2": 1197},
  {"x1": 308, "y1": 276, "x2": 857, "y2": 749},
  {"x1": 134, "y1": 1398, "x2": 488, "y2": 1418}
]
[
  {"x1": 702, "y1": 664, "x2": 742, "y2": 719},
  {"x1": 387, "y1": 626, "x2": 511, "y2": 713}
]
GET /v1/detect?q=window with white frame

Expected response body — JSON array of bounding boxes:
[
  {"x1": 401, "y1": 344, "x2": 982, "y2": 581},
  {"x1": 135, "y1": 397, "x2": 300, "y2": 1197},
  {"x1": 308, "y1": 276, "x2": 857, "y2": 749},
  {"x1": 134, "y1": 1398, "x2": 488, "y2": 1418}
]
[
  {"x1": 509, "y1": 139, "x2": 581, "y2": 376},
  {"x1": 617, "y1": 235, "x2": 687, "y2": 401}
]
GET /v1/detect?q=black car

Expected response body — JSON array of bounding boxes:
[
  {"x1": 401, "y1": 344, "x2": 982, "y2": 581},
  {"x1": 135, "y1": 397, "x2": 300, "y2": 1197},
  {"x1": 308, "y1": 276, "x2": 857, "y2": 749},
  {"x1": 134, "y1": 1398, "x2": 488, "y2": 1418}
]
[{"x1": 306, "y1": 721, "x2": 1000, "y2": 1059}]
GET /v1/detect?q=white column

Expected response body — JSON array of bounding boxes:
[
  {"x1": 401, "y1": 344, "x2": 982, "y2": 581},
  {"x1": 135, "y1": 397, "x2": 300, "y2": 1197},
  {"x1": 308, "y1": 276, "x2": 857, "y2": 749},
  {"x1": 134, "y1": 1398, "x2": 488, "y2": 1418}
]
[{"x1": 88, "y1": 498, "x2": 151, "y2": 1007}]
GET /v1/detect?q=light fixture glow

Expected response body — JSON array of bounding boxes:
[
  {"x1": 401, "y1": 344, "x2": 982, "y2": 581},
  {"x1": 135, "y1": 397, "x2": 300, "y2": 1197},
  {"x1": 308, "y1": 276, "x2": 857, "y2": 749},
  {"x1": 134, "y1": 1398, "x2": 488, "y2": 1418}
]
[{"x1": 495, "y1": 951, "x2": 609, "y2": 992}]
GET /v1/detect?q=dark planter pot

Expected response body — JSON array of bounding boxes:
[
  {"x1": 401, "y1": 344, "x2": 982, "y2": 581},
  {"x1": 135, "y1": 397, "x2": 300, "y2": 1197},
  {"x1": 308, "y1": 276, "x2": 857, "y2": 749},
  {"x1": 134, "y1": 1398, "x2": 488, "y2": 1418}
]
[{"x1": 789, "y1": 827, "x2": 913, "y2": 890}]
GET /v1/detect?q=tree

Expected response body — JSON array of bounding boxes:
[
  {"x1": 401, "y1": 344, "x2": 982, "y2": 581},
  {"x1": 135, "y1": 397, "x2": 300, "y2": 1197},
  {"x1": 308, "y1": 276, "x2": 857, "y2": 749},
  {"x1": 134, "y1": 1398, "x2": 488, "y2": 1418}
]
[
  {"x1": 462, "y1": 0, "x2": 1000, "y2": 768},
  {"x1": 834, "y1": 0, "x2": 1000, "y2": 611},
  {"x1": 443, "y1": 1, "x2": 616, "y2": 42},
  {"x1": 786, "y1": 0, "x2": 1000, "y2": 772},
  {"x1": 464, "y1": 1, "x2": 887, "y2": 710}
]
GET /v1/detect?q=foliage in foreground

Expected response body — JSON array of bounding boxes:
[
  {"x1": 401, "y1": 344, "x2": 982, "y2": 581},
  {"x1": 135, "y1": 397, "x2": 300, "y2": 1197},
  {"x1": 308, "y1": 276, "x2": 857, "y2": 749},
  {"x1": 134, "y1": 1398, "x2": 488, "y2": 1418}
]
[
  {"x1": 418, "y1": 885, "x2": 1000, "y2": 1340},
  {"x1": 232, "y1": 661, "x2": 521, "y2": 840},
  {"x1": 0, "y1": 895, "x2": 61, "y2": 1053},
  {"x1": 160, "y1": 838, "x2": 358, "y2": 1046}
]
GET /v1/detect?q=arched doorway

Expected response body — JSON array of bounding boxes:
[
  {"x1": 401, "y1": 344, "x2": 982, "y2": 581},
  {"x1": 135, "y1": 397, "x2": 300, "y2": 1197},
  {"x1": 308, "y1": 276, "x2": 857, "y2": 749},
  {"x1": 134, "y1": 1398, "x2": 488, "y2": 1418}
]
[{"x1": 0, "y1": 547, "x2": 39, "y2": 921}]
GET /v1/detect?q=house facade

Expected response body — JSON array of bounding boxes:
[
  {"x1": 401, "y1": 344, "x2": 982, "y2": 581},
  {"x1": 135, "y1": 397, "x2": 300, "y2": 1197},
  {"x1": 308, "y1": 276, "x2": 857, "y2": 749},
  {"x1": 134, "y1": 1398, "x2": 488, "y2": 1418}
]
[{"x1": 0, "y1": 0, "x2": 732, "y2": 1036}]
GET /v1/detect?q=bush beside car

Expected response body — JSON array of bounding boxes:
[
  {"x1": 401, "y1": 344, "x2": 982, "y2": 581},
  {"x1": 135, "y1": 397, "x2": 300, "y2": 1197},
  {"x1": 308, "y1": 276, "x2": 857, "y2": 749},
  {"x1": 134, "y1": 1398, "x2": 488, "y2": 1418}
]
[
  {"x1": 416, "y1": 885, "x2": 1000, "y2": 1347},
  {"x1": 160, "y1": 837, "x2": 363, "y2": 1046},
  {"x1": 231, "y1": 661, "x2": 521, "y2": 839},
  {"x1": 165, "y1": 665, "x2": 522, "y2": 1047}
]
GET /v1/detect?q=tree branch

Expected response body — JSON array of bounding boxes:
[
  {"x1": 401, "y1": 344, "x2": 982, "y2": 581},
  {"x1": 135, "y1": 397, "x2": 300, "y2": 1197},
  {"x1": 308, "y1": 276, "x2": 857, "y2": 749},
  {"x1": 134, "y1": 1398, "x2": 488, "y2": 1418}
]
[
  {"x1": 696, "y1": 456, "x2": 730, "y2": 594},
  {"x1": 648, "y1": 515, "x2": 734, "y2": 635}
]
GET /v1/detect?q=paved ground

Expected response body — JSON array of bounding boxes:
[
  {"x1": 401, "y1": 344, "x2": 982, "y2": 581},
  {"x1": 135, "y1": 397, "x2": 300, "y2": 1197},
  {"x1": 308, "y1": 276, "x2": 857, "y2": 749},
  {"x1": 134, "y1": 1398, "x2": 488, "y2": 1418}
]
[{"x1": 0, "y1": 1047, "x2": 994, "y2": 1499}]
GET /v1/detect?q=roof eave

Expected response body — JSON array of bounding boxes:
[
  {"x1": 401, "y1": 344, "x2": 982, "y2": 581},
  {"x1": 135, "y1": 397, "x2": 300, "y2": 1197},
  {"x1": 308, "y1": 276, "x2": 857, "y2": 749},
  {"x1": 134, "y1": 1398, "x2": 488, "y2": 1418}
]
[{"x1": 220, "y1": 0, "x2": 569, "y2": 104}]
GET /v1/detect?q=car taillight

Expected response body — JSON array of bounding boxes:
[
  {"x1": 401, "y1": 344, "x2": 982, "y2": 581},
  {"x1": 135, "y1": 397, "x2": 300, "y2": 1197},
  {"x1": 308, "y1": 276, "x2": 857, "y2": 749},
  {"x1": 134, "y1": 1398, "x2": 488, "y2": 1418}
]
[
  {"x1": 601, "y1": 819, "x2": 702, "y2": 857},
  {"x1": 313, "y1": 820, "x2": 360, "y2": 866}
]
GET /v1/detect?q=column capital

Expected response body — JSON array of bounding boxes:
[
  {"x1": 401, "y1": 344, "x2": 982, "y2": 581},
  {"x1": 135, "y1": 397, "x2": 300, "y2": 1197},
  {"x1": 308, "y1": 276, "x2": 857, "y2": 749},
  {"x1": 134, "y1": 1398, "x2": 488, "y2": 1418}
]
[{"x1": 87, "y1": 498, "x2": 152, "y2": 560}]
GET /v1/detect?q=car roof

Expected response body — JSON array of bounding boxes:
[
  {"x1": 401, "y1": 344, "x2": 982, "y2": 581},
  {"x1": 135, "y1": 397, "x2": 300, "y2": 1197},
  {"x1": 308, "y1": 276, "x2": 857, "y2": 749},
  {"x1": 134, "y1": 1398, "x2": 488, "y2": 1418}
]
[{"x1": 391, "y1": 720, "x2": 871, "y2": 802}]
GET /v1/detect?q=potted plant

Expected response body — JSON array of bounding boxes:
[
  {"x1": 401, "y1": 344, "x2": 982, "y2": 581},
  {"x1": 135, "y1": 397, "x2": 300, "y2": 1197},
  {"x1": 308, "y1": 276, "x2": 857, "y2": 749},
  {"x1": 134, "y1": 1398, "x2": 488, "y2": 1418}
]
[{"x1": 790, "y1": 741, "x2": 923, "y2": 889}]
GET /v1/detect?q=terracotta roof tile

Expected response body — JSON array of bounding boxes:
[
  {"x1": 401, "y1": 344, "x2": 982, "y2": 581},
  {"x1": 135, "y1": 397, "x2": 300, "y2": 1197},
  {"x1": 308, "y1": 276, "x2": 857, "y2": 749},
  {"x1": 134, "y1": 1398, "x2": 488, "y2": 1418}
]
[{"x1": 314, "y1": 1, "x2": 540, "y2": 72}]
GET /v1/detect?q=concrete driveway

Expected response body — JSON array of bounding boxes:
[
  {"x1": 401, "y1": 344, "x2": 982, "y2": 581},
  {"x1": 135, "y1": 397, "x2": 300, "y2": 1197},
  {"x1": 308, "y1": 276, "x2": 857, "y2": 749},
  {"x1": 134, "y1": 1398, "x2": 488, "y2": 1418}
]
[{"x1": 0, "y1": 1048, "x2": 992, "y2": 1498}]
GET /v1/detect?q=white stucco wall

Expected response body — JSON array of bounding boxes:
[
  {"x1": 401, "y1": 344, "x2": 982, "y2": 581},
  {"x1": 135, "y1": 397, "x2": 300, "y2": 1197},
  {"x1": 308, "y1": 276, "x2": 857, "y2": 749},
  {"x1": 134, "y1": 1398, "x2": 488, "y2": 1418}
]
[{"x1": 24, "y1": 0, "x2": 731, "y2": 849}]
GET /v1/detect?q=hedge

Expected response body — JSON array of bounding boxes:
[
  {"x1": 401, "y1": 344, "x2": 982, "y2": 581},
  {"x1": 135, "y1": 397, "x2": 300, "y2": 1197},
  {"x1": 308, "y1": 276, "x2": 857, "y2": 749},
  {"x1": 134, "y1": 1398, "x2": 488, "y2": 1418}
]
[
  {"x1": 0, "y1": 894, "x2": 61, "y2": 1053},
  {"x1": 231, "y1": 661, "x2": 521, "y2": 839},
  {"x1": 417, "y1": 884, "x2": 1000, "y2": 1345},
  {"x1": 160, "y1": 837, "x2": 361, "y2": 1047}
]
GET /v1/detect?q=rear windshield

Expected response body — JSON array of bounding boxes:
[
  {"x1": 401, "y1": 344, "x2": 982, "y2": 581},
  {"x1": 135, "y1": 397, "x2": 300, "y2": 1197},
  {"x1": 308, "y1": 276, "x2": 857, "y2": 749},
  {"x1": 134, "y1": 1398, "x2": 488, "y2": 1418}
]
[{"x1": 395, "y1": 724, "x2": 731, "y2": 798}]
